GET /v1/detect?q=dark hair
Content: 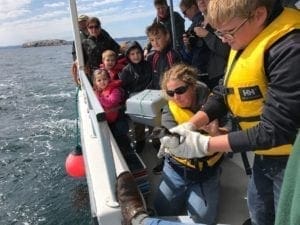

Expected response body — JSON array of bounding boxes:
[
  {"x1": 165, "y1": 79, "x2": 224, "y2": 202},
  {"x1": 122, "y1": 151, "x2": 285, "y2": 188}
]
[
  {"x1": 87, "y1": 17, "x2": 101, "y2": 27},
  {"x1": 179, "y1": 0, "x2": 197, "y2": 9},
  {"x1": 146, "y1": 22, "x2": 169, "y2": 37},
  {"x1": 154, "y1": 0, "x2": 168, "y2": 6},
  {"x1": 125, "y1": 41, "x2": 143, "y2": 56}
]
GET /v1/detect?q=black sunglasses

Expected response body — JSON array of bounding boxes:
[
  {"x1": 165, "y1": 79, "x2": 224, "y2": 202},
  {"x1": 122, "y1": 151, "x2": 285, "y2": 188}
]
[
  {"x1": 166, "y1": 85, "x2": 189, "y2": 97},
  {"x1": 88, "y1": 25, "x2": 100, "y2": 29}
]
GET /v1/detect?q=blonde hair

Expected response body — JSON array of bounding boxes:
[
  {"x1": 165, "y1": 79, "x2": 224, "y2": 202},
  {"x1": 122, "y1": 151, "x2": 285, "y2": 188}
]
[
  {"x1": 207, "y1": 0, "x2": 276, "y2": 27},
  {"x1": 161, "y1": 63, "x2": 198, "y2": 91},
  {"x1": 102, "y1": 50, "x2": 117, "y2": 60},
  {"x1": 92, "y1": 69, "x2": 110, "y2": 85}
]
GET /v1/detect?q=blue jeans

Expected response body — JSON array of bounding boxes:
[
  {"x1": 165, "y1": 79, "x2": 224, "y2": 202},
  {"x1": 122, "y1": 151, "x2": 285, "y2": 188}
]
[
  {"x1": 247, "y1": 155, "x2": 288, "y2": 225},
  {"x1": 144, "y1": 218, "x2": 204, "y2": 225},
  {"x1": 154, "y1": 158, "x2": 221, "y2": 225}
]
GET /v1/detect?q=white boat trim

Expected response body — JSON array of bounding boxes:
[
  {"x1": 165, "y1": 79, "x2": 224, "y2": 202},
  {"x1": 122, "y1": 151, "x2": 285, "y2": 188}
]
[{"x1": 69, "y1": 0, "x2": 251, "y2": 224}]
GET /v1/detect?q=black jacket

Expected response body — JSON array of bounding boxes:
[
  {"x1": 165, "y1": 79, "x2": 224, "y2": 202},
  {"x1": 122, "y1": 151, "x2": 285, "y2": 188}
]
[
  {"x1": 201, "y1": 26, "x2": 230, "y2": 81},
  {"x1": 154, "y1": 9, "x2": 185, "y2": 49},
  {"x1": 82, "y1": 29, "x2": 120, "y2": 73},
  {"x1": 146, "y1": 8, "x2": 185, "y2": 51},
  {"x1": 119, "y1": 41, "x2": 153, "y2": 98},
  {"x1": 183, "y1": 12, "x2": 210, "y2": 74},
  {"x1": 146, "y1": 45, "x2": 182, "y2": 89}
]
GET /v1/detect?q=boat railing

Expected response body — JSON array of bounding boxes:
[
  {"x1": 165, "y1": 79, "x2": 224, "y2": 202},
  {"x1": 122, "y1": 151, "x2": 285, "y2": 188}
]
[
  {"x1": 70, "y1": 1, "x2": 130, "y2": 222},
  {"x1": 77, "y1": 68, "x2": 131, "y2": 222},
  {"x1": 78, "y1": 69, "x2": 105, "y2": 122},
  {"x1": 79, "y1": 68, "x2": 117, "y2": 201}
]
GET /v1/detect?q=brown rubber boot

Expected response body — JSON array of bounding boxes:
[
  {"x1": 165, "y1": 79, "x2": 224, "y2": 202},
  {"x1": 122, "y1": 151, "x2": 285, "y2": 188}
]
[{"x1": 116, "y1": 171, "x2": 147, "y2": 225}]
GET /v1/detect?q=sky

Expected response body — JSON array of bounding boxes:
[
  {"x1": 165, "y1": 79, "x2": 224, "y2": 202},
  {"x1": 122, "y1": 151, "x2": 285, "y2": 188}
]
[{"x1": 0, "y1": 0, "x2": 186, "y2": 47}]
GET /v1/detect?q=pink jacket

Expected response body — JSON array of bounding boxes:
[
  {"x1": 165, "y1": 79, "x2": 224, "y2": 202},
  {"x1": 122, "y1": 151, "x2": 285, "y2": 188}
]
[{"x1": 95, "y1": 80, "x2": 124, "y2": 123}]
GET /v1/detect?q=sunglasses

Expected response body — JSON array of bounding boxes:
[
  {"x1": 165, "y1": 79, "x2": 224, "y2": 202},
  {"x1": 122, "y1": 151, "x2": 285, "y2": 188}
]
[
  {"x1": 88, "y1": 25, "x2": 100, "y2": 29},
  {"x1": 166, "y1": 85, "x2": 189, "y2": 97}
]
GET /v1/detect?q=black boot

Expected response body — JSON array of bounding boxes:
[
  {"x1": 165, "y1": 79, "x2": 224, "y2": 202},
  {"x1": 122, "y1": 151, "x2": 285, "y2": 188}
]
[{"x1": 116, "y1": 172, "x2": 147, "y2": 225}]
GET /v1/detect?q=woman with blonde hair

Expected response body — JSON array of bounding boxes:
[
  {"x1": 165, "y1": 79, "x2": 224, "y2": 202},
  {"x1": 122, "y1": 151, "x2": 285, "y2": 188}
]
[{"x1": 155, "y1": 63, "x2": 229, "y2": 224}]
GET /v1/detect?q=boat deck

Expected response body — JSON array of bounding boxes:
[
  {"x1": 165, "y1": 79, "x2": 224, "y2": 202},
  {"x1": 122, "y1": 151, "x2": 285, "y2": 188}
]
[{"x1": 137, "y1": 140, "x2": 250, "y2": 225}]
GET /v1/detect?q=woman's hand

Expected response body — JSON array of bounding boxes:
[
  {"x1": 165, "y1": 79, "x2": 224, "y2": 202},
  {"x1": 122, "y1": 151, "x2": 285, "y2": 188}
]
[
  {"x1": 71, "y1": 61, "x2": 80, "y2": 86},
  {"x1": 201, "y1": 119, "x2": 229, "y2": 136},
  {"x1": 194, "y1": 26, "x2": 209, "y2": 38},
  {"x1": 201, "y1": 119, "x2": 219, "y2": 136}
]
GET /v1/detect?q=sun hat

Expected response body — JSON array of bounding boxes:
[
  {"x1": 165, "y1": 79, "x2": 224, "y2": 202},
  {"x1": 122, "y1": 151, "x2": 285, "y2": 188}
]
[{"x1": 78, "y1": 15, "x2": 88, "y2": 22}]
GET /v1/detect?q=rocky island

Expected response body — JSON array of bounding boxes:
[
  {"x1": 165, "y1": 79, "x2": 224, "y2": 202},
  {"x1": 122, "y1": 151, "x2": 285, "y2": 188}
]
[{"x1": 22, "y1": 39, "x2": 71, "y2": 48}]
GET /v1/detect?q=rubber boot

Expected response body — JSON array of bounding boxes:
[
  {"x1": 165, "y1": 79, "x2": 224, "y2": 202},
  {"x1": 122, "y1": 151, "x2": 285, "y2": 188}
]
[{"x1": 116, "y1": 171, "x2": 147, "y2": 225}]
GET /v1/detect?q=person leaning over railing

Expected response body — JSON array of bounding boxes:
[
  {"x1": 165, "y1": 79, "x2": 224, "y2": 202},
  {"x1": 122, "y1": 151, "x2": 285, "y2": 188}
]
[{"x1": 160, "y1": 1, "x2": 300, "y2": 225}]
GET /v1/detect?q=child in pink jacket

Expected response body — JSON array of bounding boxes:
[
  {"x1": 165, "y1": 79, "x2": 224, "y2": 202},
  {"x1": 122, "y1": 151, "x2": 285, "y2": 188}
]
[{"x1": 93, "y1": 69, "x2": 132, "y2": 154}]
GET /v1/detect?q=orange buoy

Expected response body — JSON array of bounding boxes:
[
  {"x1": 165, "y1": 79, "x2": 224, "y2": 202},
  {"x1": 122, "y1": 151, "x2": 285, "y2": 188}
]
[{"x1": 65, "y1": 146, "x2": 85, "y2": 178}]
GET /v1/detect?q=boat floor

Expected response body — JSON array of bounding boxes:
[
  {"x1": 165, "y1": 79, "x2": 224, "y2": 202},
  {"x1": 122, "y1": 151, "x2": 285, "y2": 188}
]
[{"x1": 137, "y1": 140, "x2": 250, "y2": 225}]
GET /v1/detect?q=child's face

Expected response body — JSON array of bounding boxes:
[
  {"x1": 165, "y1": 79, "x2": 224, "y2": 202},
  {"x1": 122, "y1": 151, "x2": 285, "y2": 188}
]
[
  {"x1": 103, "y1": 56, "x2": 116, "y2": 70},
  {"x1": 148, "y1": 31, "x2": 170, "y2": 52},
  {"x1": 128, "y1": 48, "x2": 142, "y2": 64},
  {"x1": 94, "y1": 74, "x2": 110, "y2": 91}
]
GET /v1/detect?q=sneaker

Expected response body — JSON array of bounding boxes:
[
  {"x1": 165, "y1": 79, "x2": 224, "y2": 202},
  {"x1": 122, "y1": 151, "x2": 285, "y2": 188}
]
[
  {"x1": 135, "y1": 140, "x2": 145, "y2": 153},
  {"x1": 152, "y1": 161, "x2": 164, "y2": 175}
]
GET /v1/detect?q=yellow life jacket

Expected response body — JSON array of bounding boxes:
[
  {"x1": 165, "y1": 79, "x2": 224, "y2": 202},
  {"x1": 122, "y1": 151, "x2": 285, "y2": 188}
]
[
  {"x1": 224, "y1": 8, "x2": 300, "y2": 155},
  {"x1": 168, "y1": 101, "x2": 223, "y2": 170}
]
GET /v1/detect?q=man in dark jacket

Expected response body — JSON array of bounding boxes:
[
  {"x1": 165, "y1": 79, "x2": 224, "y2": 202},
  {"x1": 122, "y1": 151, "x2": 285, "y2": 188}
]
[{"x1": 144, "y1": 0, "x2": 185, "y2": 55}]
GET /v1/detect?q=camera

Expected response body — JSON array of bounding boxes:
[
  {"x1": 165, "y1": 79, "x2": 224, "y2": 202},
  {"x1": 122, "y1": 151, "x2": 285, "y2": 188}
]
[{"x1": 185, "y1": 30, "x2": 197, "y2": 46}]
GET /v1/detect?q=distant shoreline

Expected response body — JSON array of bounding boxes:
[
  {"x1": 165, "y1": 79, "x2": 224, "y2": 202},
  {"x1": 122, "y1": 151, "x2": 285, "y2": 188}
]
[
  {"x1": 0, "y1": 36, "x2": 148, "y2": 49},
  {"x1": 22, "y1": 39, "x2": 69, "y2": 48}
]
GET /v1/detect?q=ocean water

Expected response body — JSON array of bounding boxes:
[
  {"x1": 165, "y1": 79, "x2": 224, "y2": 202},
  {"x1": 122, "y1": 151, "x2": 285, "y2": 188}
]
[
  {"x1": 1, "y1": 38, "x2": 148, "y2": 225},
  {"x1": 0, "y1": 45, "x2": 92, "y2": 225}
]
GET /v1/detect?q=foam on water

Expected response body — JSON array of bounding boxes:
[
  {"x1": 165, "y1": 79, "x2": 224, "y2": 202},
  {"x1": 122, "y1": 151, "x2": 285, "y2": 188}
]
[
  {"x1": 33, "y1": 92, "x2": 72, "y2": 99},
  {"x1": 0, "y1": 45, "x2": 92, "y2": 225}
]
